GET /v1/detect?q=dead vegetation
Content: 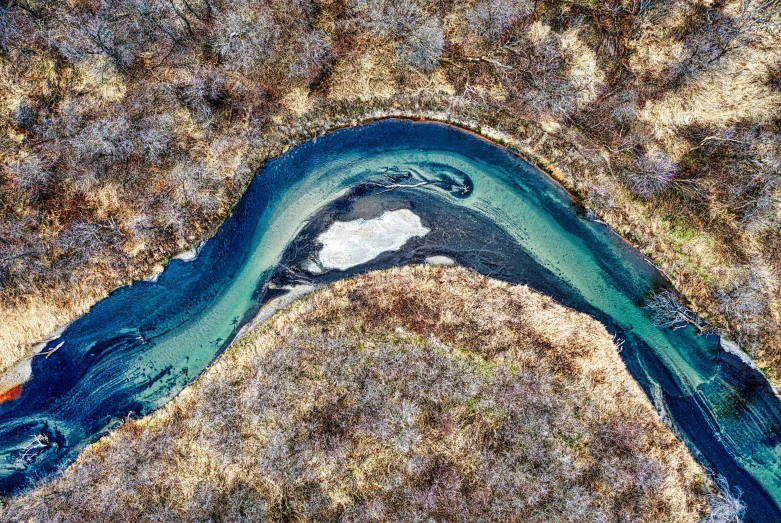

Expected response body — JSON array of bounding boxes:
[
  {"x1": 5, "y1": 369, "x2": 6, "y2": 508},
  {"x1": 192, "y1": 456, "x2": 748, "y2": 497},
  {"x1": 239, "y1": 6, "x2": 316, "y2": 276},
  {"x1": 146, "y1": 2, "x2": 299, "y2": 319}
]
[
  {"x1": 0, "y1": 266, "x2": 717, "y2": 521},
  {"x1": 0, "y1": 0, "x2": 780, "y2": 383}
]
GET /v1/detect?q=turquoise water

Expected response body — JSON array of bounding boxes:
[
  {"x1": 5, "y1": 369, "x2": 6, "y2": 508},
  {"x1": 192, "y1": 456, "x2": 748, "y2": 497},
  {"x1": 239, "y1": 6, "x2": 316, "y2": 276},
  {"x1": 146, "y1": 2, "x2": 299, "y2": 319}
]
[{"x1": 1, "y1": 120, "x2": 779, "y2": 521}]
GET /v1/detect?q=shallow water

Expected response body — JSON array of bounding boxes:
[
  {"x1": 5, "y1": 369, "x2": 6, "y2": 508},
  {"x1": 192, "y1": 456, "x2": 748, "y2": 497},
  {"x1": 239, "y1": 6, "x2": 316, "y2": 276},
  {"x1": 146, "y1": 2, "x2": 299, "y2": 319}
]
[{"x1": 1, "y1": 120, "x2": 780, "y2": 521}]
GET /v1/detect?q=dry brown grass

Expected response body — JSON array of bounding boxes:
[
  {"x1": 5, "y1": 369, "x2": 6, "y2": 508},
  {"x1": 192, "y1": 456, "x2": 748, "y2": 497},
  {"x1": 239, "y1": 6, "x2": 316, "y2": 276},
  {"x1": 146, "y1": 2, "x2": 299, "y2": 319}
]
[{"x1": 1, "y1": 266, "x2": 711, "y2": 522}]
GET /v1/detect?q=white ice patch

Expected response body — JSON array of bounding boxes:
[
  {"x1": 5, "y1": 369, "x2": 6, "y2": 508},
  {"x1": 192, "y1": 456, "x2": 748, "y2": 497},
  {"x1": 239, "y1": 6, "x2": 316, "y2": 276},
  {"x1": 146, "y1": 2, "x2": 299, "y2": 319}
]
[
  {"x1": 172, "y1": 245, "x2": 199, "y2": 262},
  {"x1": 720, "y1": 337, "x2": 757, "y2": 370},
  {"x1": 145, "y1": 265, "x2": 165, "y2": 282},
  {"x1": 303, "y1": 260, "x2": 324, "y2": 275},
  {"x1": 425, "y1": 255, "x2": 455, "y2": 266},
  {"x1": 0, "y1": 358, "x2": 32, "y2": 393},
  {"x1": 317, "y1": 209, "x2": 430, "y2": 271},
  {"x1": 237, "y1": 284, "x2": 318, "y2": 340}
]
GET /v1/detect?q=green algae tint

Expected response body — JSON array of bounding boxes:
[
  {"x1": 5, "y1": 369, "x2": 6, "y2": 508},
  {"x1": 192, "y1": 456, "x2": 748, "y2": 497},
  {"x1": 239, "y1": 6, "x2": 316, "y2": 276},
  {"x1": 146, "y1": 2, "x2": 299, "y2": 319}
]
[{"x1": 0, "y1": 120, "x2": 779, "y2": 522}]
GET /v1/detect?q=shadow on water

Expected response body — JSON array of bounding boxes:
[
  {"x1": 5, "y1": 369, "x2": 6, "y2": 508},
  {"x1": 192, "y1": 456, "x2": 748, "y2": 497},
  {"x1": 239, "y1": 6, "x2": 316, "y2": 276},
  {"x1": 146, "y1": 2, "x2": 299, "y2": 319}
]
[{"x1": 1, "y1": 120, "x2": 780, "y2": 522}]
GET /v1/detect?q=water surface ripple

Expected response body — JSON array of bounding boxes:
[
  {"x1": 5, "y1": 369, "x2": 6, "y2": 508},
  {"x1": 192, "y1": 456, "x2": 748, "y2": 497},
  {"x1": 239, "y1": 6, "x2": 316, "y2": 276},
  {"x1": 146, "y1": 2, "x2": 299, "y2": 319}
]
[{"x1": 1, "y1": 120, "x2": 779, "y2": 522}]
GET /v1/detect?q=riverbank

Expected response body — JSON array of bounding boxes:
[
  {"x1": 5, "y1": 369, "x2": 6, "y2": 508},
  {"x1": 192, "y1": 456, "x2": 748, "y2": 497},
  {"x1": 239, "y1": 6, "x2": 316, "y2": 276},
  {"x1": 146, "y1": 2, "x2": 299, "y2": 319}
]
[{"x1": 1, "y1": 265, "x2": 724, "y2": 521}]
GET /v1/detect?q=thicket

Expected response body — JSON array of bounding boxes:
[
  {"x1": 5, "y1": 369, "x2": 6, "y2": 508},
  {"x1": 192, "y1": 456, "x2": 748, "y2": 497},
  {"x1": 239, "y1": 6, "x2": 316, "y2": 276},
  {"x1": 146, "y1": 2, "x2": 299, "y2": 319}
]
[{"x1": 0, "y1": 0, "x2": 780, "y2": 377}]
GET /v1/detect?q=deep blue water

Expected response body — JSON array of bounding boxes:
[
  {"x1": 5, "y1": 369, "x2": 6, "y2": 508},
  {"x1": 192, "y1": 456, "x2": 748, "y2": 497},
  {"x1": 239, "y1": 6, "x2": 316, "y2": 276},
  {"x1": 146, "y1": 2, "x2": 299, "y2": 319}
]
[{"x1": 1, "y1": 120, "x2": 780, "y2": 521}]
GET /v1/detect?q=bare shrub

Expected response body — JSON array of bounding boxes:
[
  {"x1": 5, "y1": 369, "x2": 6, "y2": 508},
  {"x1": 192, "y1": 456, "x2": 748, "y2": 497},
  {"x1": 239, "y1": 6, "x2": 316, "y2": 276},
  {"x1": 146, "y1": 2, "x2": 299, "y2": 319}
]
[
  {"x1": 72, "y1": 53, "x2": 128, "y2": 102},
  {"x1": 167, "y1": 154, "x2": 228, "y2": 218},
  {"x1": 54, "y1": 220, "x2": 122, "y2": 275},
  {"x1": 156, "y1": 199, "x2": 189, "y2": 242},
  {"x1": 72, "y1": 115, "x2": 135, "y2": 163},
  {"x1": 169, "y1": 161, "x2": 207, "y2": 205},
  {"x1": 598, "y1": 421, "x2": 644, "y2": 454},
  {"x1": 126, "y1": 213, "x2": 157, "y2": 242},
  {"x1": 0, "y1": 5, "x2": 21, "y2": 53},
  {"x1": 584, "y1": 179, "x2": 620, "y2": 216},
  {"x1": 628, "y1": 149, "x2": 677, "y2": 197},
  {"x1": 0, "y1": 219, "x2": 46, "y2": 294},
  {"x1": 287, "y1": 29, "x2": 331, "y2": 81},
  {"x1": 682, "y1": 0, "x2": 781, "y2": 75},
  {"x1": 403, "y1": 21, "x2": 443, "y2": 72},
  {"x1": 705, "y1": 474, "x2": 746, "y2": 523},
  {"x1": 211, "y1": 4, "x2": 279, "y2": 77},
  {"x1": 54, "y1": 222, "x2": 99, "y2": 254},
  {"x1": 137, "y1": 114, "x2": 176, "y2": 164},
  {"x1": 13, "y1": 104, "x2": 35, "y2": 129},
  {"x1": 7, "y1": 155, "x2": 50, "y2": 193},
  {"x1": 715, "y1": 266, "x2": 769, "y2": 341},
  {"x1": 349, "y1": 0, "x2": 423, "y2": 36},
  {"x1": 466, "y1": 0, "x2": 532, "y2": 41}
]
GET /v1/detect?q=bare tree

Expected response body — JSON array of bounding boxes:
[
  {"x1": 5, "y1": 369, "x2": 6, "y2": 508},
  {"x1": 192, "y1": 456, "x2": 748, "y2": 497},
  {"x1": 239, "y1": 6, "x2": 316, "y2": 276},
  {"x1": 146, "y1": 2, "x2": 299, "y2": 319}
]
[
  {"x1": 645, "y1": 288, "x2": 706, "y2": 332},
  {"x1": 169, "y1": 161, "x2": 205, "y2": 206},
  {"x1": 55, "y1": 221, "x2": 102, "y2": 254},
  {"x1": 628, "y1": 150, "x2": 677, "y2": 198},
  {"x1": 138, "y1": 114, "x2": 176, "y2": 164},
  {"x1": 467, "y1": 0, "x2": 532, "y2": 41},
  {"x1": 72, "y1": 115, "x2": 135, "y2": 163},
  {"x1": 288, "y1": 30, "x2": 331, "y2": 81},
  {"x1": 404, "y1": 21, "x2": 443, "y2": 72},
  {"x1": 181, "y1": 77, "x2": 216, "y2": 129},
  {"x1": 211, "y1": 5, "x2": 279, "y2": 77},
  {"x1": 0, "y1": 218, "x2": 46, "y2": 293},
  {"x1": 49, "y1": 0, "x2": 197, "y2": 71},
  {"x1": 671, "y1": 0, "x2": 781, "y2": 81},
  {"x1": 348, "y1": 0, "x2": 443, "y2": 71},
  {"x1": 54, "y1": 220, "x2": 122, "y2": 276},
  {"x1": 52, "y1": 12, "x2": 138, "y2": 69}
]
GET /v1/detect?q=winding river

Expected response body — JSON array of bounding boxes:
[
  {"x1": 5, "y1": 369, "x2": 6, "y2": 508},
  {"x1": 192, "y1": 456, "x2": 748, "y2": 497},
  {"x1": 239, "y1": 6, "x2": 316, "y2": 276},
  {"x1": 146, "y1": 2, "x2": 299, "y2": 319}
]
[{"x1": 1, "y1": 120, "x2": 780, "y2": 521}]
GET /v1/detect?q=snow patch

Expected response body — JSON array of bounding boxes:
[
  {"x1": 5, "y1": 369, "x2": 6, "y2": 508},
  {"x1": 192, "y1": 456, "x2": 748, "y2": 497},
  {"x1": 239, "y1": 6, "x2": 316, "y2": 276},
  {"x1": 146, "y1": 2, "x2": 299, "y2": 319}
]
[
  {"x1": 720, "y1": 337, "x2": 757, "y2": 370},
  {"x1": 425, "y1": 255, "x2": 455, "y2": 266},
  {"x1": 172, "y1": 245, "x2": 199, "y2": 262},
  {"x1": 0, "y1": 358, "x2": 32, "y2": 396},
  {"x1": 317, "y1": 210, "x2": 430, "y2": 271}
]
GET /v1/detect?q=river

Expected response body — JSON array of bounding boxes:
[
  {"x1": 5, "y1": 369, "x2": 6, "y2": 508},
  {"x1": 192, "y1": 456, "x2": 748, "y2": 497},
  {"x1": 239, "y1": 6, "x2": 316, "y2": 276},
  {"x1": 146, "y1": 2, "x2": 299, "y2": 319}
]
[{"x1": 1, "y1": 120, "x2": 779, "y2": 522}]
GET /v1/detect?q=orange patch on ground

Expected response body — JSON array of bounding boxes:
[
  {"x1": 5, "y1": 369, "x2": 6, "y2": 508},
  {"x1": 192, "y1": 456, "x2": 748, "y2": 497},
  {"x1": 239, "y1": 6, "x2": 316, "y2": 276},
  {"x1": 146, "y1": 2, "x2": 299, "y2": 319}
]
[{"x1": 0, "y1": 384, "x2": 22, "y2": 404}]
